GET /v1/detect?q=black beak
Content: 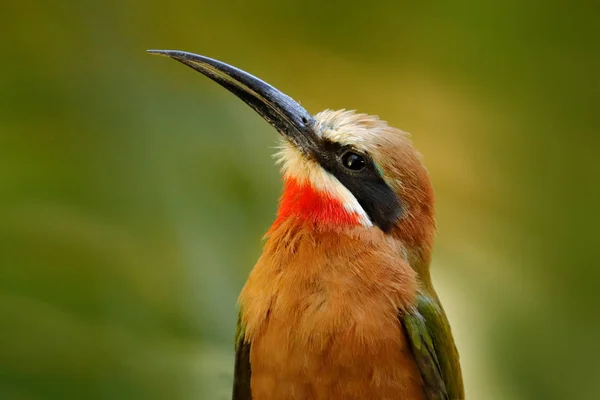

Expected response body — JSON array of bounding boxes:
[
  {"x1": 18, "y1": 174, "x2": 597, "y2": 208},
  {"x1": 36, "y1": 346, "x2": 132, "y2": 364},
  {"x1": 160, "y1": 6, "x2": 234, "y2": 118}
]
[{"x1": 148, "y1": 50, "x2": 319, "y2": 156}]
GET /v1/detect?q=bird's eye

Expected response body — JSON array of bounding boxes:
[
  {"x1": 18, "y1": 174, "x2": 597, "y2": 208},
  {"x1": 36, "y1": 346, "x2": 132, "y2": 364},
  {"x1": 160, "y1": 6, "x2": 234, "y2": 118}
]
[{"x1": 341, "y1": 151, "x2": 366, "y2": 171}]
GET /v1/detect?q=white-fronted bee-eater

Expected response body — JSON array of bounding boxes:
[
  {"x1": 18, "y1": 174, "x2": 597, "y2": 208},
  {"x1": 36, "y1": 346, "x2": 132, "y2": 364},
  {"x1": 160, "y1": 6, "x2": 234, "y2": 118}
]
[{"x1": 149, "y1": 49, "x2": 464, "y2": 400}]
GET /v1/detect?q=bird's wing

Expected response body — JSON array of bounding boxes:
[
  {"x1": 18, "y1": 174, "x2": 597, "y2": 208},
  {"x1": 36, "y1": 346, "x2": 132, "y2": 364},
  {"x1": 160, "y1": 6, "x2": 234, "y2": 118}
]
[
  {"x1": 233, "y1": 311, "x2": 252, "y2": 400},
  {"x1": 401, "y1": 292, "x2": 464, "y2": 400}
]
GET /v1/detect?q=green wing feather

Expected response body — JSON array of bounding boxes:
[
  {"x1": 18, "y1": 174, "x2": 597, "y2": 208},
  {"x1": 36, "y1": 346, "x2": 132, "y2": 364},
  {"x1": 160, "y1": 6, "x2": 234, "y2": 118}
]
[
  {"x1": 233, "y1": 311, "x2": 252, "y2": 400},
  {"x1": 401, "y1": 292, "x2": 464, "y2": 400}
]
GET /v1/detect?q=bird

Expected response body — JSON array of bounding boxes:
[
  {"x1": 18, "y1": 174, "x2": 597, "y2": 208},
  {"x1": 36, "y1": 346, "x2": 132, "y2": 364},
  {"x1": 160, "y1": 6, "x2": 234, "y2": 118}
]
[{"x1": 149, "y1": 49, "x2": 464, "y2": 400}]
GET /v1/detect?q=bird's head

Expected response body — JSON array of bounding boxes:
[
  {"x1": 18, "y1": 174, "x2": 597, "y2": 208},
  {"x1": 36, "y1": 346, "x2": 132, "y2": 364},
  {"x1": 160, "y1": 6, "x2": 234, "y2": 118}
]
[{"x1": 150, "y1": 50, "x2": 436, "y2": 267}]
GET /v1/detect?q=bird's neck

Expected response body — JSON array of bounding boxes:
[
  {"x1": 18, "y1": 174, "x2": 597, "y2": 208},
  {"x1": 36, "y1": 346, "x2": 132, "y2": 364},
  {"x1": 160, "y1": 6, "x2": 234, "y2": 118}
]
[
  {"x1": 269, "y1": 177, "x2": 436, "y2": 284},
  {"x1": 270, "y1": 177, "x2": 363, "y2": 230}
]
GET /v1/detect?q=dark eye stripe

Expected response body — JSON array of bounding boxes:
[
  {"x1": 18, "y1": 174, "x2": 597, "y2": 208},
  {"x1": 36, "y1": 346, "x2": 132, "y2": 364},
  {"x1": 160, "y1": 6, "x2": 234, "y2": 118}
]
[{"x1": 314, "y1": 141, "x2": 402, "y2": 232}]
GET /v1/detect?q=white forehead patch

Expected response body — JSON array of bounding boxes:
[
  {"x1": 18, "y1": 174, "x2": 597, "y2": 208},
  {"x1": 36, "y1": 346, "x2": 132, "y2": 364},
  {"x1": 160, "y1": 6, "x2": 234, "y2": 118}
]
[{"x1": 314, "y1": 109, "x2": 391, "y2": 152}]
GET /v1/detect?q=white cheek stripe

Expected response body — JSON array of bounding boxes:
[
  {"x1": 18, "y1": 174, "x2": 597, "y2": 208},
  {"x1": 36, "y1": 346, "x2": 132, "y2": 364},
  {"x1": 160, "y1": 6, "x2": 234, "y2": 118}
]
[{"x1": 275, "y1": 143, "x2": 373, "y2": 227}]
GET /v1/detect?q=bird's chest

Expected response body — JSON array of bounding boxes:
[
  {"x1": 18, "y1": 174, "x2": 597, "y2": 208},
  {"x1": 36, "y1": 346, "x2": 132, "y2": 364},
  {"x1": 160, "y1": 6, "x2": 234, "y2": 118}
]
[{"x1": 240, "y1": 251, "x2": 423, "y2": 400}]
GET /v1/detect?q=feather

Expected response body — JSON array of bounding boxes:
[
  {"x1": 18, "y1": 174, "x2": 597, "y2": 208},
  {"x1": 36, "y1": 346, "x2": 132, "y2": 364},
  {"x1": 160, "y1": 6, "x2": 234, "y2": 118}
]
[
  {"x1": 402, "y1": 292, "x2": 464, "y2": 400},
  {"x1": 233, "y1": 313, "x2": 252, "y2": 400}
]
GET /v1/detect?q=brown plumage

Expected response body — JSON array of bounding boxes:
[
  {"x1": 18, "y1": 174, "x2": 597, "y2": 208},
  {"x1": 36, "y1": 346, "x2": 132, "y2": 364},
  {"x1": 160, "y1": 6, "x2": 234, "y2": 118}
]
[{"x1": 241, "y1": 219, "x2": 425, "y2": 399}]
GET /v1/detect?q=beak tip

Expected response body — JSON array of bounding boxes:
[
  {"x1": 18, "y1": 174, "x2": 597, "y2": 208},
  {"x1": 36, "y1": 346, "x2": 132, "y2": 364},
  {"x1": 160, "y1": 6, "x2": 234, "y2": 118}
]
[{"x1": 147, "y1": 49, "x2": 176, "y2": 58}]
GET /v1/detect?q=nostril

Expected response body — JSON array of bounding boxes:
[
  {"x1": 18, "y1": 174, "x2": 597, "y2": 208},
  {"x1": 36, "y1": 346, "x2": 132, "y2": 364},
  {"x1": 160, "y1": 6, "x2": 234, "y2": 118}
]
[{"x1": 301, "y1": 116, "x2": 308, "y2": 125}]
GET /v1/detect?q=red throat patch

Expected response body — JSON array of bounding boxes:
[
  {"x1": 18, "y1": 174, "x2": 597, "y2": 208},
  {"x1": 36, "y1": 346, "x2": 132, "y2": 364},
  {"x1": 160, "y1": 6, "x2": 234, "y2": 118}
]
[{"x1": 270, "y1": 177, "x2": 362, "y2": 229}]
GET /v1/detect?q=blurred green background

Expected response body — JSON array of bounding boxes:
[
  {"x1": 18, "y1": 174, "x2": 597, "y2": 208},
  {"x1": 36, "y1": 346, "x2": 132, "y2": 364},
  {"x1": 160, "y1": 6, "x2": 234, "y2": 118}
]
[{"x1": 1, "y1": 1, "x2": 598, "y2": 399}]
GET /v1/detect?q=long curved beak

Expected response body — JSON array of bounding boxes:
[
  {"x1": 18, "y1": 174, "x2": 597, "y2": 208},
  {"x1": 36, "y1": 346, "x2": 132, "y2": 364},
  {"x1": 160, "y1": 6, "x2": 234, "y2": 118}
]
[{"x1": 148, "y1": 50, "x2": 319, "y2": 156}]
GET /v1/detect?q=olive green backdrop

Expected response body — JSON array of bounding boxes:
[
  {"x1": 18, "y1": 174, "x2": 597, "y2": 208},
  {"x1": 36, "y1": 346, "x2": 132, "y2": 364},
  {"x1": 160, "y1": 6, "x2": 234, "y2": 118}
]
[{"x1": 1, "y1": 1, "x2": 598, "y2": 399}]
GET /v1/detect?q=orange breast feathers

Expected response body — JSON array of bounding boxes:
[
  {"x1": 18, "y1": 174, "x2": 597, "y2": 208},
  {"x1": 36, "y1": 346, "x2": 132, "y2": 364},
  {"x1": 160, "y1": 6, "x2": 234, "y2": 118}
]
[
  {"x1": 271, "y1": 177, "x2": 362, "y2": 228},
  {"x1": 239, "y1": 220, "x2": 423, "y2": 399}
]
